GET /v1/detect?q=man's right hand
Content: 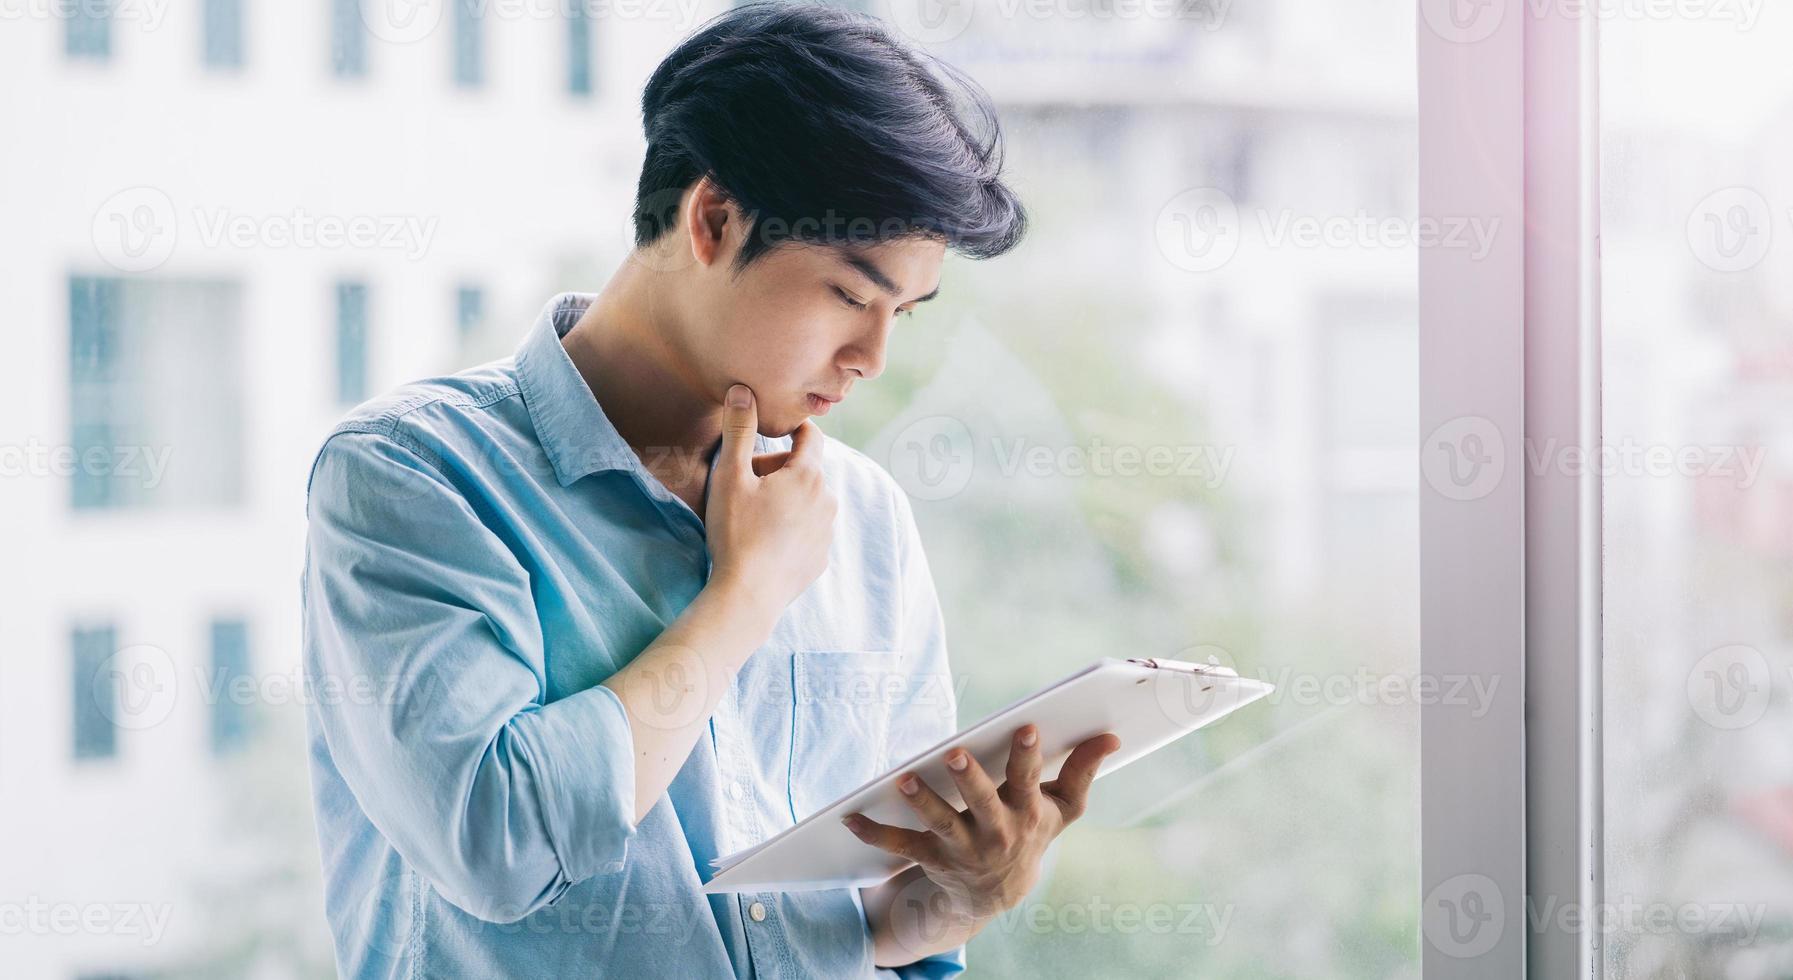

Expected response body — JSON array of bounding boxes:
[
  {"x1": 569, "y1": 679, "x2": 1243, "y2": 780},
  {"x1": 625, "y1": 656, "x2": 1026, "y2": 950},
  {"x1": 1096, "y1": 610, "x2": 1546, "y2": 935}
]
[
  {"x1": 602, "y1": 383, "x2": 836, "y2": 823},
  {"x1": 704, "y1": 383, "x2": 837, "y2": 616}
]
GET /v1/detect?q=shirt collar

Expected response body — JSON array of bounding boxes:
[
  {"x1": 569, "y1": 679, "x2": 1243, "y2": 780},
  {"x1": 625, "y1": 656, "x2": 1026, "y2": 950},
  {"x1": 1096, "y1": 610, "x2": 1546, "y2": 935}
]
[
  {"x1": 515, "y1": 292, "x2": 646, "y2": 487},
  {"x1": 514, "y1": 292, "x2": 774, "y2": 489}
]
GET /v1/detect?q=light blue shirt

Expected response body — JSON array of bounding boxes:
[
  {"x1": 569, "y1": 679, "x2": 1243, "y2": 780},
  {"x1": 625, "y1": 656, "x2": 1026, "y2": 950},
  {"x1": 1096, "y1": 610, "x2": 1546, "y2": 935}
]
[{"x1": 301, "y1": 292, "x2": 965, "y2": 979}]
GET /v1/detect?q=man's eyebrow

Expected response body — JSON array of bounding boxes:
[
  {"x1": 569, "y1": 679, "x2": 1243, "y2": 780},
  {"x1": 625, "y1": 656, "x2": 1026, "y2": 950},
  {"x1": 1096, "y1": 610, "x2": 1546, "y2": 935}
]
[{"x1": 843, "y1": 254, "x2": 940, "y2": 305}]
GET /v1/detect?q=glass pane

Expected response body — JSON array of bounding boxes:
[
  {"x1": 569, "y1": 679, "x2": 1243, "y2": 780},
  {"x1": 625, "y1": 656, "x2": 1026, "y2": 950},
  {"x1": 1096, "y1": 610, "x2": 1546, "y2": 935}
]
[
  {"x1": 335, "y1": 280, "x2": 369, "y2": 406},
  {"x1": 72, "y1": 625, "x2": 120, "y2": 761},
  {"x1": 6, "y1": 3, "x2": 1418, "y2": 976},
  {"x1": 203, "y1": 0, "x2": 245, "y2": 70},
  {"x1": 1602, "y1": 10, "x2": 1793, "y2": 979},
  {"x1": 453, "y1": 0, "x2": 483, "y2": 88},
  {"x1": 209, "y1": 619, "x2": 254, "y2": 755},
  {"x1": 68, "y1": 277, "x2": 246, "y2": 511},
  {"x1": 64, "y1": 0, "x2": 113, "y2": 60},
  {"x1": 829, "y1": 4, "x2": 1421, "y2": 975},
  {"x1": 331, "y1": 0, "x2": 367, "y2": 77},
  {"x1": 567, "y1": 5, "x2": 594, "y2": 96}
]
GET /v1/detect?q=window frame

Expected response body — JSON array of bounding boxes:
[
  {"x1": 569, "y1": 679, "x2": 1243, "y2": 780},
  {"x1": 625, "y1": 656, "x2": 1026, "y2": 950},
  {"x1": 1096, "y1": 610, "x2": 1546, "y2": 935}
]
[{"x1": 1416, "y1": 1, "x2": 1603, "y2": 977}]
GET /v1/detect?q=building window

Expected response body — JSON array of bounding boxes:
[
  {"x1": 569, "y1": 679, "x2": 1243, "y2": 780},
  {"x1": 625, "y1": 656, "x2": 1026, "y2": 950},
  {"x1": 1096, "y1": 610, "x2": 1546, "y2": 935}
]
[
  {"x1": 72, "y1": 625, "x2": 118, "y2": 760},
  {"x1": 456, "y1": 285, "x2": 485, "y2": 341},
  {"x1": 69, "y1": 277, "x2": 122, "y2": 510},
  {"x1": 336, "y1": 281, "x2": 370, "y2": 405},
  {"x1": 567, "y1": 3, "x2": 593, "y2": 97},
  {"x1": 331, "y1": 0, "x2": 367, "y2": 77},
  {"x1": 453, "y1": 0, "x2": 483, "y2": 88},
  {"x1": 209, "y1": 619, "x2": 253, "y2": 754},
  {"x1": 64, "y1": 0, "x2": 113, "y2": 60},
  {"x1": 68, "y1": 276, "x2": 246, "y2": 511},
  {"x1": 203, "y1": 0, "x2": 245, "y2": 69}
]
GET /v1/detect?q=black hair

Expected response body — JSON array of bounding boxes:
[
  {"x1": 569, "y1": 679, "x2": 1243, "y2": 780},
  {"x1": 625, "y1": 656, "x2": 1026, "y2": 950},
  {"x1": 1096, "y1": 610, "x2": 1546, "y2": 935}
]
[{"x1": 632, "y1": 1, "x2": 1026, "y2": 271}]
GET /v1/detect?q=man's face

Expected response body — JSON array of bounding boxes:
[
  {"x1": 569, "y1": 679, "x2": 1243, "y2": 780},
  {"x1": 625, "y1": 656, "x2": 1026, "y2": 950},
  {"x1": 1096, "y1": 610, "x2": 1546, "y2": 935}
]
[{"x1": 682, "y1": 233, "x2": 946, "y2": 437}]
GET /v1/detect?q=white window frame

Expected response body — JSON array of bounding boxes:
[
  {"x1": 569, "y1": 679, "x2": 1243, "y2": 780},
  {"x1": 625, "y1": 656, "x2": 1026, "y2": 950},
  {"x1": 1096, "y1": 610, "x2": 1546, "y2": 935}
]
[{"x1": 1417, "y1": 1, "x2": 1602, "y2": 977}]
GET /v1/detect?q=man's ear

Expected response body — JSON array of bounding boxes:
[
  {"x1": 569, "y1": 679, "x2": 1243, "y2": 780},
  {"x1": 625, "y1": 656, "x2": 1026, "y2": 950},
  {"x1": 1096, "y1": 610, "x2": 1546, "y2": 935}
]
[{"x1": 685, "y1": 176, "x2": 738, "y2": 269}]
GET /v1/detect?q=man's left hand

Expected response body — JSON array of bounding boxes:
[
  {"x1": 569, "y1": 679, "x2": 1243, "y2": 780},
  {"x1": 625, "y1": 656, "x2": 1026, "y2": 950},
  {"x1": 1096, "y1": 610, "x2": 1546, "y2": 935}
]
[{"x1": 843, "y1": 725, "x2": 1121, "y2": 931}]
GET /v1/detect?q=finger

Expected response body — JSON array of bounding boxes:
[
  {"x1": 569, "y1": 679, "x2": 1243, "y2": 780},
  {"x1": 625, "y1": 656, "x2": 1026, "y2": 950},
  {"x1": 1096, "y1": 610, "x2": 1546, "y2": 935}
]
[
  {"x1": 718, "y1": 384, "x2": 759, "y2": 475},
  {"x1": 942, "y1": 748, "x2": 1006, "y2": 830},
  {"x1": 841, "y1": 811, "x2": 943, "y2": 867},
  {"x1": 750, "y1": 450, "x2": 792, "y2": 477},
  {"x1": 1002, "y1": 725, "x2": 1042, "y2": 802},
  {"x1": 1041, "y1": 733, "x2": 1121, "y2": 822},
  {"x1": 785, "y1": 418, "x2": 824, "y2": 470},
  {"x1": 895, "y1": 771, "x2": 972, "y2": 850}
]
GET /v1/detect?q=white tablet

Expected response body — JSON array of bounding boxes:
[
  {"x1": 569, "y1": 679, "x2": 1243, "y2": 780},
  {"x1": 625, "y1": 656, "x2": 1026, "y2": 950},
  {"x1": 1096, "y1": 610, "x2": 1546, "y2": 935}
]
[{"x1": 703, "y1": 656, "x2": 1274, "y2": 893}]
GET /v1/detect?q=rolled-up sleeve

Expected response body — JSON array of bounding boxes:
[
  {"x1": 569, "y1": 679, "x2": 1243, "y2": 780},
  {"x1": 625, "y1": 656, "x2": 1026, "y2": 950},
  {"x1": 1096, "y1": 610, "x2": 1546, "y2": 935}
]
[
  {"x1": 302, "y1": 429, "x2": 638, "y2": 924},
  {"x1": 879, "y1": 484, "x2": 968, "y2": 980}
]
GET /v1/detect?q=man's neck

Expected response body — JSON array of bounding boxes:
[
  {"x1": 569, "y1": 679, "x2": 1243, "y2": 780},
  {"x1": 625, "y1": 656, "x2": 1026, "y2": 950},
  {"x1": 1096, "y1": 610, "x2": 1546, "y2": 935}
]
[{"x1": 560, "y1": 260, "x2": 726, "y2": 489}]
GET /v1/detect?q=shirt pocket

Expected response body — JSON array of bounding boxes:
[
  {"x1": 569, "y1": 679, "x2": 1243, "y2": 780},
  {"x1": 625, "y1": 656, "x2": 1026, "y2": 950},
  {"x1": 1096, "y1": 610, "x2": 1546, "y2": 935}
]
[{"x1": 788, "y1": 649, "x2": 901, "y2": 822}]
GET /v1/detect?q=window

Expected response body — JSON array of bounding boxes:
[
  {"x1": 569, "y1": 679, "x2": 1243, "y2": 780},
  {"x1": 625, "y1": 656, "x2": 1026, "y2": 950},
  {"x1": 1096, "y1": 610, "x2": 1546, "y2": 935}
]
[
  {"x1": 1601, "y1": 13, "x2": 1793, "y2": 978},
  {"x1": 567, "y1": 3, "x2": 593, "y2": 97},
  {"x1": 64, "y1": 0, "x2": 112, "y2": 60},
  {"x1": 209, "y1": 619, "x2": 253, "y2": 754},
  {"x1": 69, "y1": 277, "x2": 123, "y2": 510},
  {"x1": 203, "y1": 0, "x2": 245, "y2": 69},
  {"x1": 827, "y1": 5, "x2": 1421, "y2": 975},
  {"x1": 68, "y1": 277, "x2": 246, "y2": 511},
  {"x1": 453, "y1": 0, "x2": 483, "y2": 88},
  {"x1": 331, "y1": 0, "x2": 367, "y2": 77},
  {"x1": 335, "y1": 281, "x2": 370, "y2": 405},
  {"x1": 72, "y1": 625, "x2": 118, "y2": 760},
  {"x1": 455, "y1": 284, "x2": 485, "y2": 341}
]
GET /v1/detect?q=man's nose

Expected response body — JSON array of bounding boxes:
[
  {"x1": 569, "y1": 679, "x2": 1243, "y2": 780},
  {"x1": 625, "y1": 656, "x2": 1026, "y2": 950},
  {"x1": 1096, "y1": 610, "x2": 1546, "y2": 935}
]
[{"x1": 840, "y1": 318, "x2": 893, "y2": 381}]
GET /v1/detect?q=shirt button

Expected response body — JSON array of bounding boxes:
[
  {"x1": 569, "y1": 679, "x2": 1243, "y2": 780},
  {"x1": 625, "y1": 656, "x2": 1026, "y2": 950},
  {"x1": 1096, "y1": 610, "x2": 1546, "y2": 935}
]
[
  {"x1": 748, "y1": 901, "x2": 767, "y2": 922},
  {"x1": 727, "y1": 782, "x2": 744, "y2": 802}
]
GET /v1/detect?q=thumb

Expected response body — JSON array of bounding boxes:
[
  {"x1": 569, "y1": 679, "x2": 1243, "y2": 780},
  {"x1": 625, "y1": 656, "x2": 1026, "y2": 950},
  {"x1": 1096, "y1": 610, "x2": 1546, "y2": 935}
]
[{"x1": 718, "y1": 383, "x2": 759, "y2": 476}]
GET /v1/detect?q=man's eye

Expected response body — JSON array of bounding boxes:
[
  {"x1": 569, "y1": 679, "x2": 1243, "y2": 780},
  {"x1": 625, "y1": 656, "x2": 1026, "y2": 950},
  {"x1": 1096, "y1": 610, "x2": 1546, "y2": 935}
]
[{"x1": 834, "y1": 287, "x2": 868, "y2": 310}]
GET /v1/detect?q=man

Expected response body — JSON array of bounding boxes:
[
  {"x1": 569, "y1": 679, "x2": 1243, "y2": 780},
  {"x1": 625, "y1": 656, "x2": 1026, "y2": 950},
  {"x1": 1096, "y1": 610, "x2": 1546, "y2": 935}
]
[{"x1": 301, "y1": 3, "x2": 1119, "y2": 977}]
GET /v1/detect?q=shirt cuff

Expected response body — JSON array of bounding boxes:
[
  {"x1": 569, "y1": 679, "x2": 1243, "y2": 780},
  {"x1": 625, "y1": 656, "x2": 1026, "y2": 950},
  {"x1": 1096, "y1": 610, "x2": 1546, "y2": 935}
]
[{"x1": 511, "y1": 682, "x2": 640, "y2": 882}]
